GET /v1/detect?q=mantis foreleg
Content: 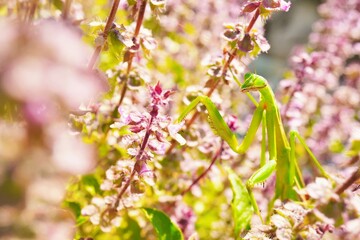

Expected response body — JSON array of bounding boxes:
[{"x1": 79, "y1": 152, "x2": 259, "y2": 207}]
[
  {"x1": 177, "y1": 95, "x2": 264, "y2": 154},
  {"x1": 246, "y1": 159, "x2": 277, "y2": 223}
]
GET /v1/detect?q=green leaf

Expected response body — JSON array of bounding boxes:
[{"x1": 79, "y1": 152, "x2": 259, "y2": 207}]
[
  {"x1": 118, "y1": 215, "x2": 142, "y2": 240},
  {"x1": 143, "y1": 208, "x2": 184, "y2": 240},
  {"x1": 346, "y1": 139, "x2": 360, "y2": 157},
  {"x1": 329, "y1": 140, "x2": 344, "y2": 153},
  {"x1": 227, "y1": 168, "x2": 253, "y2": 237},
  {"x1": 165, "y1": 57, "x2": 185, "y2": 86},
  {"x1": 52, "y1": 0, "x2": 63, "y2": 10},
  {"x1": 76, "y1": 216, "x2": 88, "y2": 226},
  {"x1": 108, "y1": 30, "x2": 126, "y2": 60},
  {"x1": 81, "y1": 175, "x2": 101, "y2": 195},
  {"x1": 127, "y1": 0, "x2": 137, "y2": 6},
  {"x1": 64, "y1": 201, "x2": 81, "y2": 218}
]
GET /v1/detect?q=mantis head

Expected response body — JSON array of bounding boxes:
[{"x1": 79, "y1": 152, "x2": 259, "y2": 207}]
[{"x1": 241, "y1": 73, "x2": 267, "y2": 92}]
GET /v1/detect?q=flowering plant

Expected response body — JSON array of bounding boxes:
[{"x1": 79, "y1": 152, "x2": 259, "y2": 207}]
[{"x1": 0, "y1": 0, "x2": 359, "y2": 239}]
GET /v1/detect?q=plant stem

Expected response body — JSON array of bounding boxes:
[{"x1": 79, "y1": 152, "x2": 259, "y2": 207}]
[
  {"x1": 181, "y1": 141, "x2": 224, "y2": 195},
  {"x1": 134, "y1": 0, "x2": 147, "y2": 38},
  {"x1": 118, "y1": 0, "x2": 148, "y2": 106},
  {"x1": 88, "y1": 46, "x2": 102, "y2": 71},
  {"x1": 245, "y1": 8, "x2": 260, "y2": 33},
  {"x1": 112, "y1": 106, "x2": 154, "y2": 209},
  {"x1": 62, "y1": 0, "x2": 72, "y2": 20},
  {"x1": 97, "y1": 1, "x2": 148, "y2": 153},
  {"x1": 87, "y1": 0, "x2": 121, "y2": 70},
  {"x1": 335, "y1": 167, "x2": 360, "y2": 195},
  {"x1": 112, "y1": 167, "x2": 137, "y2": 209},
  {"x1": 27, "y1": 0, "x2": 38, "y2": 22}
]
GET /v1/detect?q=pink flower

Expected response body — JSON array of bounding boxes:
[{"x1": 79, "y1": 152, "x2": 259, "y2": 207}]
[
  {"x1": 149, "y1": 82, "x2": 175, "y2": 106},
  {"x1": 262, "y1": 0, "x2": 291, "y2": 12},
  {"x1": 51, "y1": 128, "x2": 96, "y2": 174},
  {"x1": 242, "y1": 0, "x2": 291, "y2": 14}
]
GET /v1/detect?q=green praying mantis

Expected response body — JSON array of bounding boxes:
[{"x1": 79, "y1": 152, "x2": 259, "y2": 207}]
[{"x1": 177, "y1": 73, "x2": 333, "y2": 221}]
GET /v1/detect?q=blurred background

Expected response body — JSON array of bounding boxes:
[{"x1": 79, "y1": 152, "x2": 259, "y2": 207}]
[{"x1": 252, "y1": 0, "x2": 321, "y2": 84}]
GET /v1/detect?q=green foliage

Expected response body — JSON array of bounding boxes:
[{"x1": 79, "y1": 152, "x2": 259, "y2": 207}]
[
  {"x1": 143, "y1": 208, "x2": 184, "y2": 240},
  {"x1": 118, "y1": 214, "x2": 142, "y2": 240},
  {"x1": 52, "y1": 0, "x2": 63, "y2": 10},
  {"x1": 108, "y1": 29, "x2": 127, "y2": 61},
  {"x1": 346, "y1": 139, "x2": 360, "y2": 157},
  {"x1": 227, "y1": 168, "x2": 253, "y2": 237},
  {"x1": 81, "y1": 174, "x2": 102, "y2": 196}
]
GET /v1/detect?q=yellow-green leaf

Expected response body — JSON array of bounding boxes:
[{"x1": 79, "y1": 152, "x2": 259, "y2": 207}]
[
  {"x1": 227, "y1": 168, "x2": 253, "y2": 237},
  {"x1": 143, "y1": 208, "x2": 184, "y2": 240}
]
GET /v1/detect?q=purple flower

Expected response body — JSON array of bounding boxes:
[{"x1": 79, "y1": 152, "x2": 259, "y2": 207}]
[
  {"x1": 226, "y1": 114, "x2": 239, "y2": 131},
  {"x1": 262, "y1": 0, "x2": 291, "y2": 12},
  {"x1": 149, "y1": 82, "x2": 175, "y2": 106},
  {"x1": 242, "y1": 0, "x2": 291, "y2": 15}
]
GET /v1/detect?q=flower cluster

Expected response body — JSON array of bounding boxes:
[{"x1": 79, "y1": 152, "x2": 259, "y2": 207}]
[
  {"x1": 244, "y1": 201, "x2": 334, "y2": 240},
  {"x1": 0, "y1": 18, "x2": 104, "y2": 239},
  {"x1": 80, "y1": 83, "x2": 184, "y2": 232},
  {"x1": 222, "y1": 22, "x2": 270, "y2": 56},
  {"x1": 242, "y1": 0, "x2": 291, "y2": 19}
]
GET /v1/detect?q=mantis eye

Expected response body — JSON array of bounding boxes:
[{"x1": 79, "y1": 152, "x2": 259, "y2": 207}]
[
  {"x1": 244, "y1": 72, "x2": 253, "y2": 80},
  {"x1": 241, "y1": 73, "x2": 267, "y2": 92}
]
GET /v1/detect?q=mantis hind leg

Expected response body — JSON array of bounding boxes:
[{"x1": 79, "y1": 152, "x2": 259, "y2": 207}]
[
  {"x1": 289, "y1": 131, "x2": 334, "y2": 186},
  {"x1": 289, "y1": 131, "x2": 305, "y2": 190}
]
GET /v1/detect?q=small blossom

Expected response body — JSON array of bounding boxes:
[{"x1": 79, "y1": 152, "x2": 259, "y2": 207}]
[
  {"x1": 300, "y1": 178, "x2": 338, "y2": 204},
  {"x1": 262, "y1": 0, "x2": 291, "y2": 12},
  {"x1": 225, "y1": 114, "x2": 239, "y2": 131},
  {"x1": 149, "y1": 82, "x2": 175, "y2": 106},
  {"x1": 242, "y1": 2, "x2": 261, "y2": 13},
  {"x1": 343, "y1": 219, "x2": 360, "y2": 238},
  {"x1": 171, "y1": 203, "x2": 197, "y2": 238},
  {"x1": 271, "y1": 214, "x2": 291, "y2": 229},
  {"x1": 237, "y1": 33, "x2": 254, "y2": 52},
  {"x1": 254, "y1": 32, "x2": 271, "y2": 52},
  {"x1": 168, "y1": 122, "x2": 186, "y2": 145},
  {"x1": 222, "y1": 24, "x2": 245, "y2": 42}
]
